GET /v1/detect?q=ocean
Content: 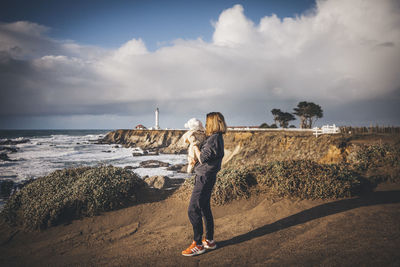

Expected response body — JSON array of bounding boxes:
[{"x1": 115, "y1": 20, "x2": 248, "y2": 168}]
[{"x1": 0, "y1": 129, "x2": 188, "y2": 184}]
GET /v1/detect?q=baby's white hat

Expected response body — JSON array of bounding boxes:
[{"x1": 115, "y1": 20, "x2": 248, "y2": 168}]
[{"x1": 184, "y1": 118, "x2": 205, "y2": 131}]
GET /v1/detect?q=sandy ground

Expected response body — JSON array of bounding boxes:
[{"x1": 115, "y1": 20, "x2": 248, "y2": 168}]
[{"x1": 1, "y1": 183, "x2": 400, "y2": 266}]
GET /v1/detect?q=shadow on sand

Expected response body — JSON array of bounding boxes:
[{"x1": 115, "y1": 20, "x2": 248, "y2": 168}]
[{"x1": 217, "y1": 190, "x2": 400, "y2": 248}]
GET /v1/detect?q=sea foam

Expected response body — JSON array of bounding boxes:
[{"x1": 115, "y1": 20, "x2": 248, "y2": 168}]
[{"x1": 0, "y1": 132, "x2": 188, "y2": 183}]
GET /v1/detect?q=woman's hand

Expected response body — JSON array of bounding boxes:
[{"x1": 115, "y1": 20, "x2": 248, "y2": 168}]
[{"x1": 193, "y1": 145, "x2": 202, "y2": 164}]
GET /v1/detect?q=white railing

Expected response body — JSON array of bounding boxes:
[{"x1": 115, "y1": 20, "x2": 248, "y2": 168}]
[{"x1": 313, "y1": 124, "x2": 341, "y2": 137}]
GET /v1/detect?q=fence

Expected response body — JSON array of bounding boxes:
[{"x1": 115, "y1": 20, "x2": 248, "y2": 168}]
[
  {"x1": 340, "y1": 126, "x2": 400, "y2": 134},
  {"x1": 313, "y1": 124, "x2": 341, "y2": 137}
]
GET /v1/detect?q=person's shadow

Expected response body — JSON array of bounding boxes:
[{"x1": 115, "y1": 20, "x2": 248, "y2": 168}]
[{"x1": 217, "y1": 190, "x2": 400, "y2": 248}]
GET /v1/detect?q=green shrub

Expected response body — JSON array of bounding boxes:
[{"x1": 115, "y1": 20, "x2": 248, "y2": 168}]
[
  {"x1": 251, "y1": 160, "x2": 362, "y2": 199},
  {"x1": 354, "y1": 144, "x2": 399, "y2": 170},
  {"x1": 353, "y1": 144, "x2": 400, "y2": 182},
  {"x1": 181, "y1": 160, "x2": 364, "y2": 204},
  {"x1": 1, "y1": 166, "x2": 145, "y2": 230}
]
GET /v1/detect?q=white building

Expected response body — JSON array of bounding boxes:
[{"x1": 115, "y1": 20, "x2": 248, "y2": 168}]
[{"x1": 154, "y1": 108, "x2": 160, "y2": 130}]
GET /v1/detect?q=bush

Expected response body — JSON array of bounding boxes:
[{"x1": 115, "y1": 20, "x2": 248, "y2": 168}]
[
  {"x1": 181, "y1": 160, "x2": 364, "y2": 204},
  {"x1": 353, "y1": 144, "x2": 400, "y2": 181},
  {"x1": 251, "y1": 160, "x2": 362, "y2": 199},
  {"x1": 1, "y1": 166, "x2": 145, "y2": 230}
]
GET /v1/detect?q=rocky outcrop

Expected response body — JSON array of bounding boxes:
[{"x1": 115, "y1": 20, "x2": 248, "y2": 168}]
[
  {"x1": 100, "y1": 130, "x2": 187, "y2": 154},
  {"x1": 0, "y1": 139, "x2": 29, "y2": 145},
  {"x1": 101, "y1": 129, "x2": 400, "y2": 167},
  {"x1": 0, "y1": 146, "x2": 18, "y2": 153},
  {"x1": 144, "y1": 175, "x2": 171, "y2": 189},
  {"x1": 0, "y1": 152, "x2": 13, "y2": 161},
  {"x1": 139, "y1": 160, "x2": 170, "y2": 168},
  {"x1": 222, "y1": 131, "x2": 400, "y2": 167},
  {"x1": 0, "y1": 180, "x2": 15, "y2": 198},
  {"x1": 167, "y1": 163, "x2": 187, "y2": 173}
]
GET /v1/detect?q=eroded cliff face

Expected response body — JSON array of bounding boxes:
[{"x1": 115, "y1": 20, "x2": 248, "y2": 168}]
[
  {"x1": 102, "y1": 130, "x2": 188, "y2": 154},
  {"x1": 101, "y1": 130, "x2": 398, "y2": 166},
  {"x1": 223, "y1": 131, "x2": 348, "y2": 166}
]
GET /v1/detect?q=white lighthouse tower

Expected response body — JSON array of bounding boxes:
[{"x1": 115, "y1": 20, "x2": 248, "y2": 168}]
[{"x1": 155, "y1": 108, "x2": 160, "y2": 130}]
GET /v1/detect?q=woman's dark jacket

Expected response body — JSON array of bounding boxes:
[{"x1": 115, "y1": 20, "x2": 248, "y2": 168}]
[{"x1": 194, "y1": 133, "x2": 224, "y2": 176}]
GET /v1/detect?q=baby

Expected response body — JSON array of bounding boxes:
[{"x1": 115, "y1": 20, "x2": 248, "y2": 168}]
[{"x1": 182, "y1": 118, "x2": 207, "y2": 173}]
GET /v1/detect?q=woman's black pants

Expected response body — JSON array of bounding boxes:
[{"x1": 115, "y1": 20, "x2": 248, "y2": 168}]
[{"x1": 188, "y1": 174, "x2": 216, "y2": 245}]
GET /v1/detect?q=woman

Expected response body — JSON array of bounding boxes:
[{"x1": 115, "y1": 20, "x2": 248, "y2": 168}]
[{"x1": 182, "y1": 112, "x2": 227, "y2": 256}]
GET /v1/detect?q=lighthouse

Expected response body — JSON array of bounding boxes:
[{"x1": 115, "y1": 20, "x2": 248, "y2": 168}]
[{"x1": 155, "y1": 108, "x2": 160, "y2": 130}]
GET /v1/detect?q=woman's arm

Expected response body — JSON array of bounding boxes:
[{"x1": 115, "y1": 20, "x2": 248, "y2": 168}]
[
  {"x1": 193, "y1": 145, "x2": 202, "y2": 164},
  {"x1": 199, "y1": 134, "x2": 220, "y2": 164}
]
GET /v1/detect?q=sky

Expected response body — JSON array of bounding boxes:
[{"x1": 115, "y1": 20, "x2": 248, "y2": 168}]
[{"x1": 0, "y1": 0, "x2": 399, "y2": 129}]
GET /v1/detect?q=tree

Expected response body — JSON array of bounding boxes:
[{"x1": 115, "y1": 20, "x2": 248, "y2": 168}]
[
  {"x1": 270, "y1": 109, "x2": 296, "y2": 128},
  {"x1": 278, "y1": 112, "x2": 296, "y2": 128},
  {"x1": 293, "y1": 101, "x2": 323, "y2": 128},
  {"x1": 259, "y1": 123, "x2": 269, "y2": 128},
  {"x1": 271, "y1": 108, "x2": 281, "y2": 126}
]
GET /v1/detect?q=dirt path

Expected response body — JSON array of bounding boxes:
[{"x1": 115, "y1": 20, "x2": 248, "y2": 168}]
[{"x1": 1, "y1": 183, "x2": 400, "y2": 266}]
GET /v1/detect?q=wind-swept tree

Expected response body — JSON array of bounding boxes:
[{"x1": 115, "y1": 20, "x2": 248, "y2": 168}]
[
  {"x1": 271, "y1": 108, "x2": 281, "y2": 126},
  {"x1": 293, "y1": 101, "x2": 323, "y2": 128},
  {"x1": 279, "y1": 112, "x2": 296, "y2": 128},
  {"x1": 270, "y1": 109, "x2": 296, "y2": 128}
]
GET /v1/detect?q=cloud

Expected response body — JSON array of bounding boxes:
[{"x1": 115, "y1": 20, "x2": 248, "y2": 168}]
[{"x1": 0, "y1": 0, "x2": 399, "y2": 127}]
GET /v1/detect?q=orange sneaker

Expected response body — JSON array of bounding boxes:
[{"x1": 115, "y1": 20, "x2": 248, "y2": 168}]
[
  {"x1": 202, "y1": 239, "x2": 217, "y2": 250},
  {"x1": 182, "y1": 241, "x2": 205, "y2": 256}
]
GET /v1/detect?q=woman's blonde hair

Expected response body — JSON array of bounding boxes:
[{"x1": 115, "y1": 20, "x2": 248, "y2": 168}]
[{"x1": 205, "y1": 112, "x2": 227, "y2": 136}]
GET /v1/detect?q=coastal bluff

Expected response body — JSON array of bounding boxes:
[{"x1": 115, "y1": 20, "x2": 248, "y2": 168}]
[
  {"x1": 101, "y1": 129, "x2": 188, "y2": 154},
  {"x1": 100, "y1": 129, "x2": 397, "y2": 166}
]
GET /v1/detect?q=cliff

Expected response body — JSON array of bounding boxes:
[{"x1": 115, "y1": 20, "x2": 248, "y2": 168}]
[
  {"x1": 101, "y1": 129, "x2": 188, "y2": 154},
  {"x1": 102, "y1": 130, "x2": 400, "y2": 168},
  {"x1": 102, "y1": 129, "x2": 400, "y2": 167}
]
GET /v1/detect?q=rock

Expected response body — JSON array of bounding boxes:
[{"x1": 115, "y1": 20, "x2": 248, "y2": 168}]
[
  {"x1": 113, "y1": 145, "x2": 120, "y2": 148},
  {"x1": 132, "y1": 151, "x2": 147, "y2": 157},
  {"x1": 0, "y1": 139, "x2": 30, "y2": 145},
  {"x1": 124, "y1": 166, "x2": 138, "y2": 170},
  {"x1": 102, "y1": 150, "x2": 112, "y2": 153},
  {"x1": 180, "y1": 164, "x2": 188, "y2": 173},
  {"x1": 167, "y1": 163, "x2": 186, "y2": 172},
  {"x1": 132, "y1": 149, "x2": 160, "y2": 157},
  {"x1": 0, "y1": 152, "x2": 12, "y2": 161},
  {"x1": 0, "y1": 180, "x2": 15, "y2": 198},
  {"x1": 144, "y1": 175, "x2": 170, "y2": 189},
  {"x1": 139, "y1": 160, "x2": 170, "y2": 168},
  {"x1": 0, "y1": 146, "x2": 18, "y2": 153},
  {"x1": 146, "y1": 149, "x2": 159, "y2": 156},
  {"x1": 100, "y1": 129, "x2": 187, "y2": 154}
]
